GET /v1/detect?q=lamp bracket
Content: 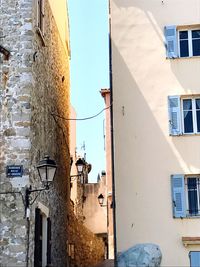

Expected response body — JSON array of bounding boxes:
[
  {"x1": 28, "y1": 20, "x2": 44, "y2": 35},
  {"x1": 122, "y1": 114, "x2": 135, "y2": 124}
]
[
  {"x1": 25, "y1": 185, "x2": 50, "y2": 210},
  {"x1": 70, "y1": 174, "x2": 81, "y2": 182}
]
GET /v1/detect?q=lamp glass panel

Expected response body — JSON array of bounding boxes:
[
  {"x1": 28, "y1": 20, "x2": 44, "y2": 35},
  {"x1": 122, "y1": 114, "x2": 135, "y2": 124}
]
[
  {"x1": 38, "y1": 166, "x2": 56, "y2": 183},
  {"x1": 98, "y1": 196, "x2": 104, "y2": 205},
  {"x1": 77, "y1": 164, "x2": 83, "y2": 173},
  {"x1": 38, "y1": 166, "x2": 47, "y2": 182},
  {"x1": 47, "y1": 166, "x2": 56, "y2": 182}
]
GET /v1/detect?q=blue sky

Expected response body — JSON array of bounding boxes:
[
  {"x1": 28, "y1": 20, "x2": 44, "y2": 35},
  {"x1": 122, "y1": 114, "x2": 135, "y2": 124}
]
[{"x1": 68, "y1": 0, "x2": 109, "y2": 182}]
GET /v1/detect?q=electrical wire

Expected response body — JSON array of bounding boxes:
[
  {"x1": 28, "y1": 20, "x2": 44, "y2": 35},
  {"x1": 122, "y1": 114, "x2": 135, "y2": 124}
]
[{"x1": 51, "y1": 103, "x2": 112, "y2": 121}]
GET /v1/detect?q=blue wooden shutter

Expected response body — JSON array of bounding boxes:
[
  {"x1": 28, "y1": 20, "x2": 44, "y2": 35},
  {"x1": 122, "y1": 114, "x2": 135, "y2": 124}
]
[
  {"x1": 168, "y1": 96, "x2": 182, "y2": 135},
  {"x1": 190, "y1": 252, "x2": 200, "y2": 267},
  {"x1": 171, "y1": 175, "x2": 186, "y2": 218},
  {"x1": 164, "y1": 26, "x2": 177, "y2": 58}
]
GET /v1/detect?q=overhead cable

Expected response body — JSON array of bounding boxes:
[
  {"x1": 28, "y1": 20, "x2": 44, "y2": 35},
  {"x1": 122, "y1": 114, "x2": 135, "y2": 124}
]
[{"x1": 51, "y1": 103, "x2": 112, "y2": 121}]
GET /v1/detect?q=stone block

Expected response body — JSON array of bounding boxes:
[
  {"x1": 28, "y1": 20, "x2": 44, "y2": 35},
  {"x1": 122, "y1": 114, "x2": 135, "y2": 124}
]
[
  {"x1": 15, "y1": 121, "x2": 31, "y2": 127},
  {"x1": 12, "y1": 112, "x2": 30, "y2": 122},
  {"x1": 117, "y1": 243, "x2": 162, "y2": 267},
  {"x1": 10, "y1": 138, "x2": 31, "y2": 149},
  {"x1": 3, "y1": 128, "x2": 16, "y2": 136}
]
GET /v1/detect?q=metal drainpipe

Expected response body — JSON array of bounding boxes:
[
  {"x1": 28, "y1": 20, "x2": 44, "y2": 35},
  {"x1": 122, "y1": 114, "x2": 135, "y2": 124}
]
[{"x1": 108, "y1": 0, "x2": 118, "y2": 266}]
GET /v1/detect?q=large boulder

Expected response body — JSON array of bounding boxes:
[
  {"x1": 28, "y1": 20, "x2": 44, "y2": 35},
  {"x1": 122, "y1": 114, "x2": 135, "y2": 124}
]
[{"x1": 117, "y1": 243, "x2": 162, "y2": 267}]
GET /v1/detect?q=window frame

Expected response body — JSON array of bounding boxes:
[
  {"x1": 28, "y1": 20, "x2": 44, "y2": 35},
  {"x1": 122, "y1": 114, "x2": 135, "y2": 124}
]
[
  {"x1": 181, "y1": 97, "x2": 200, "y2": 134},
  {"x1": 185, "y1": 175, "x2": 200, "y2": 217},
  {"x1": 178, "y1": 28, "x2": 200, "y2": 58}
]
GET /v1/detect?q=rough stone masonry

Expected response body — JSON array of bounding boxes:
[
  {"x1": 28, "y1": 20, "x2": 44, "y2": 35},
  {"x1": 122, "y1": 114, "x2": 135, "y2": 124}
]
[{"x1": 0, "y1": 0, "x2": 71, "y2": 266}]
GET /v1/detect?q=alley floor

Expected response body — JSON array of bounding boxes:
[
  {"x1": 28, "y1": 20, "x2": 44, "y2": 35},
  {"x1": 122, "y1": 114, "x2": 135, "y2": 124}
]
[{"x1": 93, "y1": 259, "x2": 114, "y2": 267}]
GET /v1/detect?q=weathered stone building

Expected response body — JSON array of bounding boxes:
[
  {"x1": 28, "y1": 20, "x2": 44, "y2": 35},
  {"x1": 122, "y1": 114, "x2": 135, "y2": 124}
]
[
  {"x1": 69, "y1": 108, "x2": 105, "y2": 267},
  {"x1": 0, "y1": 0, "x2": 71, "y2": 266}
]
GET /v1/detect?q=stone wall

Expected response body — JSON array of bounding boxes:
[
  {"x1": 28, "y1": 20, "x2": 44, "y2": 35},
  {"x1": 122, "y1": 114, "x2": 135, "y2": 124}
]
[
  {"x1": 30, "y1": 2, "x2": 71, "y2": 264},
  {"x1": 68, "y1": 203, "x2": 105, "y2": 267},
  {"x1": 0, "y1": 0, "x2": 33, "y2": 265},
  {"x1": 0, "y1": 0, "x2": 71, "y2": 266}
]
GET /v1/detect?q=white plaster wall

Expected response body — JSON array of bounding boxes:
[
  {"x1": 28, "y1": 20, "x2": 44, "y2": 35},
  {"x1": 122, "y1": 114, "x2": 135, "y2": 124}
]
[{"x1": 111, "y1": 0, "x2": 200, "y2": 266}]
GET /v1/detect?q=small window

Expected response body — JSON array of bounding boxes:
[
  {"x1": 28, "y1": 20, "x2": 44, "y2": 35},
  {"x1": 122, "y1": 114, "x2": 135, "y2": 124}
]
[
  {"x1": 165, "y1": 25, "x2": 200, "y2": 58},
  {"x1": 179, "y1": 29, "x2": 200, "y2": 57},
  {"x1": 168, "y1": 95, "x2": 200, "y2": 135},
  {"x1": 171, "y1": 175, "x2": 200, "y2": 218},
  {"x1": 182, "y1": 97, "x2": 200, "y2": 134},
  {"x1": 186, "y1": 177, "x2": 200, "y2": 216}
]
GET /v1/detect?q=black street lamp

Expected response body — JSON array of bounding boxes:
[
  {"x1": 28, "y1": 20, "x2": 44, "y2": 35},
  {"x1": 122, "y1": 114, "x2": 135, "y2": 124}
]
[
  {"x1": 25, "y1": 155, "x2": 57, "y2": 217},
  {"x1": 98, "y1": 193, "x2": 107, "y2": 207},
  {"x1": 75, "y1": 158, "x2": 85, "y2": 174},
  {"x1": 70, "y1": 158, "x2": 86, "y2": 182},
  {"x1": 37, "y1": 155, "x2": 57, "y2": 186}
]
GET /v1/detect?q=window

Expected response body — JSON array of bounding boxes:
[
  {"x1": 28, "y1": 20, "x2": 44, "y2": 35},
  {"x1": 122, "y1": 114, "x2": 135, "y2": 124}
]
[
  {"x1": 165, "y1": 25, "x2": 200, "y2": 58},
  {"x1": 171, "y1": 175, "x2": 200, "y2": 218},
  {"x1": 186, "y1": 177, "x2": 200, "y2": 216},
  {"x1": 179, "y1": 30, "x2": 200, "y2": 57},
  {"x1": 189, "y1": 251, "x2": 200, "y2": 267},
  {"x1": 168, "y1": 96, "x2": 200, "y2": 135},
  {"x1": 36, "y1": 0, "x2": 45, "y2": 35},
  {"x1": 182, "y1": 98, "x2": 200, "y2": 134}
]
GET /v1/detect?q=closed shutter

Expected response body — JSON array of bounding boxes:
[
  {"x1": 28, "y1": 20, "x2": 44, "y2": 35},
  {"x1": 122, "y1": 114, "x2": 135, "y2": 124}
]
[
  {"x1": 189, "y1": 252, "x2": 200, "y2": 267},
  {"x1": 47, "y1": 218, "x2": 52, "y2": 266},
  {"x1": 171, "y1": 175, "x2": 186, "y2": 218},
  {"x1": 164, "y1": 25, "x2": 177, "y2": 58},
  {"x1": 34, "y1": 208, "x2": 43, "y2": 267},
  {"x1": 168, "y1": 96, "x2": 182, "y2": 135}
]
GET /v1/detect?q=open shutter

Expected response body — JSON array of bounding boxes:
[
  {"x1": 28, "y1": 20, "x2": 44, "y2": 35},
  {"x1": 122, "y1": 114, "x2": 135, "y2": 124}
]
[
  {"x1": 164, "y1": 25, "x2": 177, "y2": 58},
  {"x1": 168, "y1": 96, "x2": 182, "y2": 135},
  {"x1": 189, "y1": 252, "x2": 200, "y2": 267},
  {"x1": 171, "y1": 175, "x2": 186, "y2": 218},
  {"x1": 47, "y1": 218, "x2": 52, "y2": 266},
  {"x1": 36, "y1": 0, "x2": 40, "y2": 28},
  {"x1": 34, "y1": 208, "x2": 43, "y2": 267},
  {"x1": 40, "y1": 0, "x2": 45, "y2": 34}
]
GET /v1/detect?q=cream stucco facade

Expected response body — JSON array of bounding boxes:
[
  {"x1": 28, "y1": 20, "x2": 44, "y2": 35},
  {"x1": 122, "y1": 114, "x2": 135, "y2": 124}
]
[{"x1": 110, "y1": 0, "x2": 200, "y2": 266}]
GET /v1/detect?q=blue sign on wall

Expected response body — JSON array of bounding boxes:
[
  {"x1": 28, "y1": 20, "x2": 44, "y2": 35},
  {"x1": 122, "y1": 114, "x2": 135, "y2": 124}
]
[{"x1": 6, "y1": 165, "x2": 23, "y2": 177}]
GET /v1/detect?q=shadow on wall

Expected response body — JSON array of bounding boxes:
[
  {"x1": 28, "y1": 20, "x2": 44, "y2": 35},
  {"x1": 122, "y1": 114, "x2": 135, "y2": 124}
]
[
  {"x1": 111, "y1": 39, "x2": 184, "y2": 213},
  {"x1": 110, "y1": 39, "x2": 200, "y2": 254},
  {"x1": 112, "y1": 0, "x2": 200, "y2": 174}
]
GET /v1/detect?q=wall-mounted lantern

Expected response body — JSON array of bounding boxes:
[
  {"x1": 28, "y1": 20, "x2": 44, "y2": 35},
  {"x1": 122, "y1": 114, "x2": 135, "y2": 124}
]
[
  {"x1": 98, "y1": 193, "x2": 107, "y2": 207},
  {"x1": 25, "y1": 155, "x2": 57, "y2": 217},
  {"x1": 75, "y1": 158, "x2": 85, "y2": 174},
  {"x1": 37, "y1": 155, "x2": 57, "y2": 187},
  {"x1": 70, "y1": 158, "x2": 86, "y2": 182}
]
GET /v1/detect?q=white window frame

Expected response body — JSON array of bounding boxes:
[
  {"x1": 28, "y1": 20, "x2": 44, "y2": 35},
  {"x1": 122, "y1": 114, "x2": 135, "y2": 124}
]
[
  {"x1": 185, "y1": 175, "x2": 200, "y2": 217},
  {"x1": 181, "y1": 97, "x2": 200, "y2": 134},
  {"x1": 178, "y1": 28, "x2": 200, "y2": 58}
]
